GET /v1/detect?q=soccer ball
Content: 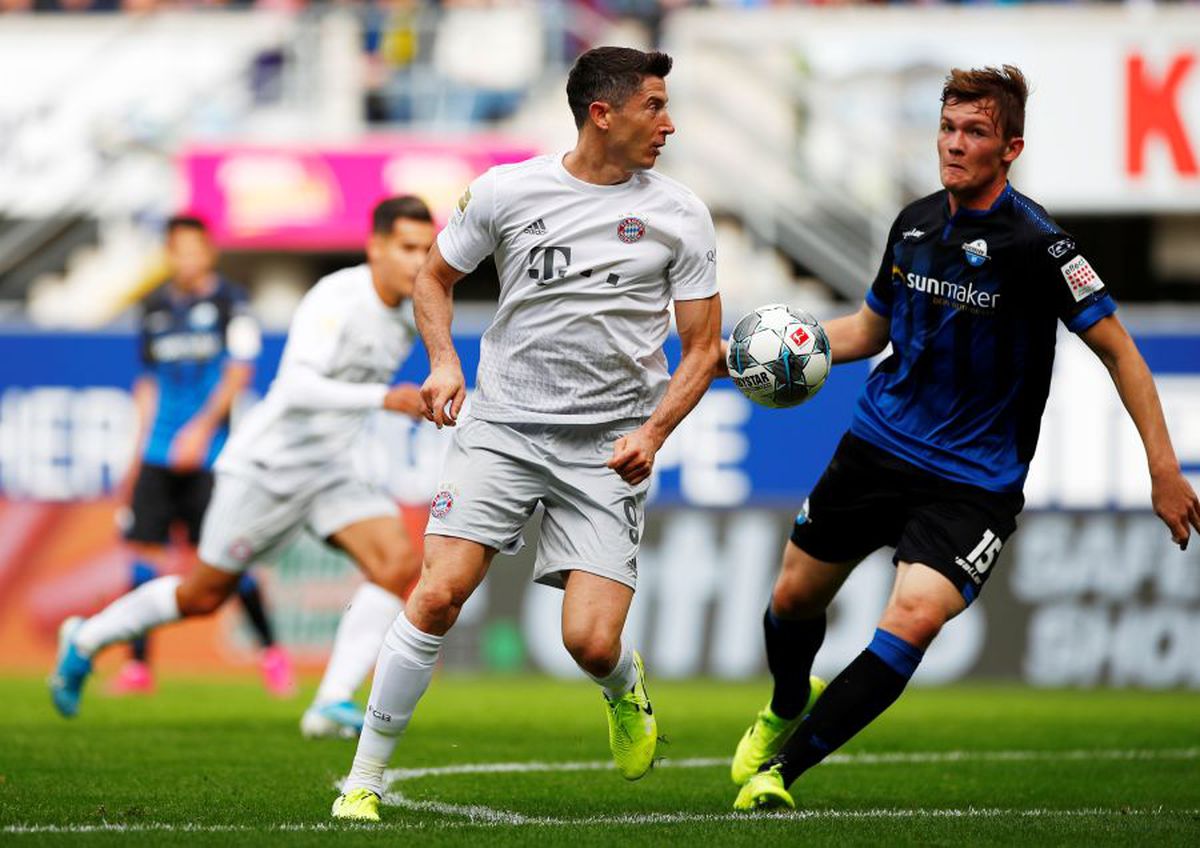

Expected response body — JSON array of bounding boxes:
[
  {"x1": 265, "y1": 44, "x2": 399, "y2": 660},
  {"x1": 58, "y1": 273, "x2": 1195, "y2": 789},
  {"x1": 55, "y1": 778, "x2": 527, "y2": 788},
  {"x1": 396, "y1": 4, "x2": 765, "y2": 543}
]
[{"x1": 726, "y1": 304, "x2": 831, "y2": 408}]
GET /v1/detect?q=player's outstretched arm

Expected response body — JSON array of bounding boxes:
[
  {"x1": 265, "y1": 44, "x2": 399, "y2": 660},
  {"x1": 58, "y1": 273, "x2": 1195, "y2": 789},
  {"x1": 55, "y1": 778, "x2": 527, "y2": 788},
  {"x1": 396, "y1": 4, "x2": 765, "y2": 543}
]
[
  {"x1": 609, "y1": 293, "x2": 723, "y2": 485},
  {"x1": 823, "y1": 303, "x2": 890, "y2": 365},
  {"x1": 382, "y1": 383, "x2": 425, "y2": 419},
  {"x1": 414, "y1": 243, "x2": 467, "y2": 428},
  {"x1": 1080, "y1": 314, "x2": 1200, "y2": 550}
]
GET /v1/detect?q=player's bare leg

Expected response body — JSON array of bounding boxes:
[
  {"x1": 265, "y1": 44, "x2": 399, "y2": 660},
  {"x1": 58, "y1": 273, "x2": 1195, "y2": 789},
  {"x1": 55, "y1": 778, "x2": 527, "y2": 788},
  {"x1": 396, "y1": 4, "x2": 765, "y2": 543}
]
[
  {"x1": 560, "y1": 570, "x2": 655, "y2": 780},
  {"x1": 303, "y1": 516, "x2": 421, "y2": 739},
  {"x1": 51, "y1": 564, "x2": 240, "y2": 717},
  {"x1": 335, "y1": 535, "x2": 492, "y2": 816}
]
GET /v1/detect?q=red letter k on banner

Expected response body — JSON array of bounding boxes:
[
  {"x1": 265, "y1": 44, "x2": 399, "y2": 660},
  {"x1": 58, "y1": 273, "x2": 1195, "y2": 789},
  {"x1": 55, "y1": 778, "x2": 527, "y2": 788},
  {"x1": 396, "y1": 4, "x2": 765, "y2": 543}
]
[{"x1": 1126, "y1": 53, "x2": 1198, "y2": 177}]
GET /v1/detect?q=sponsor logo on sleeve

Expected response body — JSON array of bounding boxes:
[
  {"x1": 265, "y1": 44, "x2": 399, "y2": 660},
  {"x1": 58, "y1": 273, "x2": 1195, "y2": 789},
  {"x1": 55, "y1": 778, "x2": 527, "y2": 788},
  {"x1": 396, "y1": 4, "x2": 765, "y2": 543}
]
[
  {"x1": 1047, "y1": 238, "x2": 1075, "y2": 259},
  {"x1": 902, "y1": 228, "x2": 925, "y2": 241},
  {"x1": 1060, "y1": 255, "x2": 1105, "y2": 302}
]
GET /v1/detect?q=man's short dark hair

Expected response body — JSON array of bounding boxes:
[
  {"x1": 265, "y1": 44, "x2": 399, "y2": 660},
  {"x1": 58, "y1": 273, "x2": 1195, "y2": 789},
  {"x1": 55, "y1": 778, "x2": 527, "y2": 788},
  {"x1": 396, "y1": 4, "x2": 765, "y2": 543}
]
[
  {"x1": 165, "y1": 215, "x2": 208, "y2": 237},
  {"x1": 566, "y1": 46, "x2": 673, "y2": 130},
  {"x1": 372, "y1": 195, "x2": 433, "y2": 235},
  {"x1": 941, "y1": 65, "x2": 1029, "y2": 140}
]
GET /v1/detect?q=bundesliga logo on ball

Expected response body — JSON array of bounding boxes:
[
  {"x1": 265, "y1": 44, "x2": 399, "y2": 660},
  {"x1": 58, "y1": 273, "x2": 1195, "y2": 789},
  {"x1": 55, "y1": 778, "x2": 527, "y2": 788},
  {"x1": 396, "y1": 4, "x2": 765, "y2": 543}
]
[{"x1": 727, "y1": 304, "x2": 831, "y2": 409}]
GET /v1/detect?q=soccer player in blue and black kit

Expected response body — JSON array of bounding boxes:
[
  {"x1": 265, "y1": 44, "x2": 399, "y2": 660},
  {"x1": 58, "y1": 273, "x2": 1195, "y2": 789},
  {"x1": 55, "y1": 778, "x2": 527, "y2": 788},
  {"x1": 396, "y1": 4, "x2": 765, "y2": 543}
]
[
  {"x1": 729, "y1": 66, "x2": 1200, "y2": 811},
  {"x1": 117, "y1": 215, "x2": 293, "y2": 696}
]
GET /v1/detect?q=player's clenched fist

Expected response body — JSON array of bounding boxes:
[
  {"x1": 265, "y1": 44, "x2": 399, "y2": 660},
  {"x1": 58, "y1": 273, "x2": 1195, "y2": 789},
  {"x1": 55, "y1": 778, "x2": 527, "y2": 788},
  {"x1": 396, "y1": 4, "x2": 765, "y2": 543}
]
[
  {"x1": 607, "y1": 427, "x2": 662, "y2": 486},
  {"x1": 421, "y1": 363, "x2": 466, "y2": 428}
]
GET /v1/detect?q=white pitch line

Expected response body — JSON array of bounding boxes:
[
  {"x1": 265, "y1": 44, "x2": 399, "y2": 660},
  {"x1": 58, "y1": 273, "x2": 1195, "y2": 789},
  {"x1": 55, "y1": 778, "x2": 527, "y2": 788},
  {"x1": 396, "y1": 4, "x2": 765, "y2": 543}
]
[
  {"x1": 378, "y1": 747, "x2": 1200, "y2": 826},
  {"x1": 382, "y1": 747, "x2": 1200, "y2": 783},
  {"x1": 6, "y1": 808, "x2": 1199, "y2": 835}
]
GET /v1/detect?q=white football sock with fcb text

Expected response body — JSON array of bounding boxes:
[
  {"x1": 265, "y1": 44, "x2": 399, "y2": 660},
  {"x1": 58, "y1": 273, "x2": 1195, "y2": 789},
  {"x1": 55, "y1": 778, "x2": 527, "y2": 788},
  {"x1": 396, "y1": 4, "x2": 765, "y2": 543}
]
[
  {"x1": 343, "y1": 613, "x2": 442, "y2": 797},
  {"x1": 315, "y1": 582, "x2": 404, "y2": 706},
  {"x1": 73, "y1": 575, "x2": 182, "y2": 658}
]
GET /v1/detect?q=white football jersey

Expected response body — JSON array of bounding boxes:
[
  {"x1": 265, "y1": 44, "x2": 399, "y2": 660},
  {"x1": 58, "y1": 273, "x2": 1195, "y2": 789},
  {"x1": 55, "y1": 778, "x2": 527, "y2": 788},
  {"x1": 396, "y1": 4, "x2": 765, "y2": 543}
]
[
  {"x1": 217, "y1": 265, "x2": 417, "y2": 494},
  {"x1": 438, "y1": 153, "x2": 719, "y2": 424}
]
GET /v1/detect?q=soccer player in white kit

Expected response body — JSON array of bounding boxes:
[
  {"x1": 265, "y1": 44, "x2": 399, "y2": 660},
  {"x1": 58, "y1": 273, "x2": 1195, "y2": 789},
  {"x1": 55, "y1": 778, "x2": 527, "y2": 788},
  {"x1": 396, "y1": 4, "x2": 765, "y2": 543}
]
[
  {"x1": 50, "y1": 197, "x2": 435, "y2": 739},
  {"x1": 332, "y1": 47, "x2": 724, "y2": 821}
]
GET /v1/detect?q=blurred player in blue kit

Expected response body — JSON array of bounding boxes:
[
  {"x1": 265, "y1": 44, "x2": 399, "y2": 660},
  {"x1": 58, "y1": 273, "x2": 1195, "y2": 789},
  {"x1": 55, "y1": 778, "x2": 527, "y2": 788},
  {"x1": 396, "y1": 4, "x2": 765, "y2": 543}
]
[
  {"x1": 116, "y1": 215, "x2": 293, "y2": 697},
  {"x1": 726, "y1": 65, "x2": 1200, "y2": 811}
]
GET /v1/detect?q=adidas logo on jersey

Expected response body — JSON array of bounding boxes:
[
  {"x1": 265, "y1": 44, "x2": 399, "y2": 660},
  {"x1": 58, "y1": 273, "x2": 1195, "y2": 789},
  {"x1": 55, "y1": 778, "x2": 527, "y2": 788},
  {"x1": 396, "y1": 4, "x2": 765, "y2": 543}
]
[{"x1": 523, "y1": 218, "x2": 548, "y2": 236}]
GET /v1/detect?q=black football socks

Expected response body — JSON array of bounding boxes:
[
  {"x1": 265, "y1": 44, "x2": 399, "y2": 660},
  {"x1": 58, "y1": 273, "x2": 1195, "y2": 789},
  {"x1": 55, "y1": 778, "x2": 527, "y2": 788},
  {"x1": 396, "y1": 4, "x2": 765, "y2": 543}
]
[
  {"x1": 764, "y1": 607, "x2": 826, "y2": 720},
  {"x1": 236, "y1": 572, "x2": 276, "y2": 648},
  {"x1": 772, "y1": 627, "x2": 924, "y2": 785}
]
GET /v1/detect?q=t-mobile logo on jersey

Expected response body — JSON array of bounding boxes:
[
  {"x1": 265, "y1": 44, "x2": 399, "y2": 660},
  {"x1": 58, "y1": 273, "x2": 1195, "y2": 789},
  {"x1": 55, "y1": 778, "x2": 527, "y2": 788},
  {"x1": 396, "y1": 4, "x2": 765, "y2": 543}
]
[
  {"x1": 955, "y1": 528, "x2": 1003, "y2": 585},
  {"x1": 527, "y1": 245, "x2": 572, "y2": 285}
]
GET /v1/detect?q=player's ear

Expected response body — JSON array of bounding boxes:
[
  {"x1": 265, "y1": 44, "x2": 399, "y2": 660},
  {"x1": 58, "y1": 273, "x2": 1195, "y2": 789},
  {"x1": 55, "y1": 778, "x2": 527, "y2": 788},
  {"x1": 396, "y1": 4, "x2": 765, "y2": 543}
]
[
  {"x1": 366, "y1": 233, "x2": 383, "y2": 264},
  {"x1": 588, "y1": 101, "x2": 612, "y2": 131},
  {"x1": 1002, "y1": 136, "x2": 1024, "y2": 168}
]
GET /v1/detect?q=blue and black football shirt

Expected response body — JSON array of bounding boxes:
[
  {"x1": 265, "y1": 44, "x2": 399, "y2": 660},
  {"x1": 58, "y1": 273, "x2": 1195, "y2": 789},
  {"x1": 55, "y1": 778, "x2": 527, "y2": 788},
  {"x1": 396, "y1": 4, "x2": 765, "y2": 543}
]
[
  {"x1": 138, "y1": 278, "x2": 257, "y2": 470},
  {"x1": 852, "y1": 183, "x2": 1115, "y2": 492}
]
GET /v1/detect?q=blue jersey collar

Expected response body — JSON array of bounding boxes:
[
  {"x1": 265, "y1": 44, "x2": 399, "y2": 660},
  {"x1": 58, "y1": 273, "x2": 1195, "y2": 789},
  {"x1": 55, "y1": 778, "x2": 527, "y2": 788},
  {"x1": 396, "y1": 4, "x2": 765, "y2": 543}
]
[{"x1": 942, "y1": 183, "x2": 1012, "y2": 238}]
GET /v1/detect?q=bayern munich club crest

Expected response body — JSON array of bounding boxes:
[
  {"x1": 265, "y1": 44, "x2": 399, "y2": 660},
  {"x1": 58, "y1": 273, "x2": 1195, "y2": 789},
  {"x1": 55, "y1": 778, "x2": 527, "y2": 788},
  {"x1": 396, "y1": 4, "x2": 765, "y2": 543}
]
[
  {"x1": 617, "y1": 216, "x2": 646, "y2": 243},
  {"x1": 430, "y1": 489, "x2": 455, "y2": 519}
]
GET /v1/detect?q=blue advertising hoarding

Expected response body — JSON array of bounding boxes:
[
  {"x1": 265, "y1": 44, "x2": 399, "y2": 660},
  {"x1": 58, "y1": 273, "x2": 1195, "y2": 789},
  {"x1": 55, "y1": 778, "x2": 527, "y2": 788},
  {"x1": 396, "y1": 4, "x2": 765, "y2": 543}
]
[{"x1": 0, "y1": 325, "x2": 1197, "y2": 509}]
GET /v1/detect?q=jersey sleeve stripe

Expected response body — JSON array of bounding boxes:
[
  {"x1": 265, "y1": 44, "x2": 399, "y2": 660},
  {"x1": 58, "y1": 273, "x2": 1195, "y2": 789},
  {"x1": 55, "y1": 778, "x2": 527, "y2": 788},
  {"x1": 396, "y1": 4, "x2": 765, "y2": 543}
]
[
  {"x1": 1065, "y1": 297, "x2": 1117, "y2": 334},
  {"x1": 866, "y1": 288, "x2": 892, "y2": 318}
]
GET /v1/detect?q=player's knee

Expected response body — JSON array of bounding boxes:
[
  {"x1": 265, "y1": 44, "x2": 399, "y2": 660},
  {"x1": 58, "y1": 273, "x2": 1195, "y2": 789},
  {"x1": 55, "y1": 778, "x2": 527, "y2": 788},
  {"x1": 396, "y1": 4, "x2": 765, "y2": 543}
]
[
  {"x1": 770, "y1": 580, "x2": 829, "y2": 619},
  {"x1": 880, "y1": 597, "x2": 947, "y2": 649},
  {"x1": 176, "y1": 585, "x2": 228, "y2": 617},
  {"x1": 562, "y1": 629, "x2": 620, "y2": 677},
  {"x1": 405, "y1": 579, "x2": 465, "y2": 632}
]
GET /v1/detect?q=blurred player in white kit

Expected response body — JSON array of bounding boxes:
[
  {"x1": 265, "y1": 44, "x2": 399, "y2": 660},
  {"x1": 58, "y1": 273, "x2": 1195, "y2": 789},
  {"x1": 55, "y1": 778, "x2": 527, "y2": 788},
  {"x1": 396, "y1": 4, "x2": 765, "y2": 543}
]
[
  {"x1": 50, "y1": 196, "x2": 436, "y2": 740},
  {"x1": 332, "y1": 46, "x2": 724, "y2": 821}
]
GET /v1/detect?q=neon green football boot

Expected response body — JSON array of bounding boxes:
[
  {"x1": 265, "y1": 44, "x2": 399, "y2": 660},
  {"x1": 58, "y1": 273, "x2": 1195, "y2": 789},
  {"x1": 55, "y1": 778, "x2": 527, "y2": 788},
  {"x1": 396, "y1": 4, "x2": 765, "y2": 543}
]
[
  {"x1": 730, "y1": 675, "x2": 826, "y2": 785},
  {"x1": 605, "y1": 651, "x2": 657, "y2": 781},
  {"x1": 331, "y1": 787, "x2": 380, "y2": 822},
  {"x1": 733, "y1": 764, "x2": 795, "y2": 812}
]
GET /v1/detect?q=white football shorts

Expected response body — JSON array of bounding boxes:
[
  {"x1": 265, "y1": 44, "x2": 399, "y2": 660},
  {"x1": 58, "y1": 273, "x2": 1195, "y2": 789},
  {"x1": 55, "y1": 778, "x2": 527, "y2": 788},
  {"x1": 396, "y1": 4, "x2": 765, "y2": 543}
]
[
  {"x1": 424, "y1": 415, "x2": 649, "y2": 590},
  {"x1": 198, "y1": 471, "x2": 398, "y2": 573}
]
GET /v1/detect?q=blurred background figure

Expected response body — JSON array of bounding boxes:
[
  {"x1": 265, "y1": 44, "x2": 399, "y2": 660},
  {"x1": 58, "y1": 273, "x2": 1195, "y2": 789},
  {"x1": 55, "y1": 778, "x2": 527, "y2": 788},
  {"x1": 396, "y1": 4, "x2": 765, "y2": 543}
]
[{"x1": 114, "y1": 215, "x2": 295, "y2": 698}]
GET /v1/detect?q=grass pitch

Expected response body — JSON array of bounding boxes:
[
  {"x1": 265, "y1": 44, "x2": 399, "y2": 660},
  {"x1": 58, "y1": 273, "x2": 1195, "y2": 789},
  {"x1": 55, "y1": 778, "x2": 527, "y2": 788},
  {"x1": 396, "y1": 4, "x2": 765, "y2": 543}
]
[{"x1": 2, "y1": 674, "x2": 1198, "y2": 846}]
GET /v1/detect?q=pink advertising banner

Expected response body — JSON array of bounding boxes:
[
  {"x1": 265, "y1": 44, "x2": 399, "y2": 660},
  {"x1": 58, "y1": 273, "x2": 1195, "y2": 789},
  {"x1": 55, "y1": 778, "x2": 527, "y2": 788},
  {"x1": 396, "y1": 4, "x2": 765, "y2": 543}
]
[{"x1": 181, "y1": 137, "x2": 541, "y2": 250}]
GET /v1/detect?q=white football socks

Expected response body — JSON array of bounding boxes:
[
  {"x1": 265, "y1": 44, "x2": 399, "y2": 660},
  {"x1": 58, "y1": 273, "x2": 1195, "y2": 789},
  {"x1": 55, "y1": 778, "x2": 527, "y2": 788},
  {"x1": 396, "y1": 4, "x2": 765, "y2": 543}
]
[
  {"x1": 343, "y1": 613, "x2": 443, "y2": 797},
  {"x1": 314, "y1": 582, "x2": 404, "y2": 706},
  {"x1": 73, "y1": 575, "x2": 182, "y2": 658},
  {"x1": 587, "y1": 642, "x2": 638, "y2": 700}
]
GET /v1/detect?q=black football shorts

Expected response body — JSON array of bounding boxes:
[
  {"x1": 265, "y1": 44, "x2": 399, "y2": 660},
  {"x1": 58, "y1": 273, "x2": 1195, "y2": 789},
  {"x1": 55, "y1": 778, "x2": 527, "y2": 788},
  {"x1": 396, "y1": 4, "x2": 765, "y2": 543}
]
[
  {"x1": 125, "y1": 464, "x2": 215, "y2": 546},
  {"x1": 789, "y1": 433, "x2": 1024, "y2": 603}
]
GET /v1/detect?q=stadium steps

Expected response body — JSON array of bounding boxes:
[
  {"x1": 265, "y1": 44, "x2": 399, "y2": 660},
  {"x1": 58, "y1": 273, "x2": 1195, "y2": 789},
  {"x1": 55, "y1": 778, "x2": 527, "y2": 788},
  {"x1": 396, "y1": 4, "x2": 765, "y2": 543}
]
[{"x1": 0, "y1": 216, "x2": 100, "y2": 301}]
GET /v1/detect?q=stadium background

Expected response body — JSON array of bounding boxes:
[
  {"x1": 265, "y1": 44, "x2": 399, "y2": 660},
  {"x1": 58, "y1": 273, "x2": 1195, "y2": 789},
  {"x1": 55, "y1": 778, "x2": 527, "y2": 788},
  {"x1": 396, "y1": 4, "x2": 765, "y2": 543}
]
[{"x1": 0, "y1": 1, "x2": 1198, "y2": 694}]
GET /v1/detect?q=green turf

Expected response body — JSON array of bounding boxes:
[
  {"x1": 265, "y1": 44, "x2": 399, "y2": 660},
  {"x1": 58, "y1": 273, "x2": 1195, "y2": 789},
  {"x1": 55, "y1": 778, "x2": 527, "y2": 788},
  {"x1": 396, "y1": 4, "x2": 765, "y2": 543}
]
[{"x1": 2, "y1": 674, "x2": 1198, "y2": 846}]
